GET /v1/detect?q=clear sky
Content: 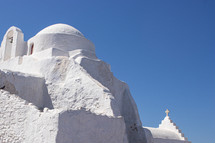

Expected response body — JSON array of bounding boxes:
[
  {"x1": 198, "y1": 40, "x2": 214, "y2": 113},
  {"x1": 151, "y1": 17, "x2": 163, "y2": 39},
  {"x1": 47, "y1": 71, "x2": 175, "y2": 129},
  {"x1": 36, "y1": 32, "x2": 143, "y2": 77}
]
[{"x1": 0, "y1": 0, "x2": 214, "y2": 142}]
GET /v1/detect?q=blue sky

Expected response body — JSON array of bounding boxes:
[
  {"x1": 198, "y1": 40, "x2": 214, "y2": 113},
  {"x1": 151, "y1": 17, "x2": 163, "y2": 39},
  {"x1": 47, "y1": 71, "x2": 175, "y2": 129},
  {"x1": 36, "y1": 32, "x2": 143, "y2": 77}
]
[{"x1": 0, "y1": 0, "x2": 214, "y2": 142}]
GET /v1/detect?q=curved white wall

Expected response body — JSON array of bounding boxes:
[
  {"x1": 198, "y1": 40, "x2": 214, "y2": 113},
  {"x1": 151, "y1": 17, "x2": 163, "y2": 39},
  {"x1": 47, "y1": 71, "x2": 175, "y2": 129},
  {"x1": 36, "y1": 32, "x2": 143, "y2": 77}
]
[{"x1": 27, "y1": 34, "x2": 95, "y2": 55}]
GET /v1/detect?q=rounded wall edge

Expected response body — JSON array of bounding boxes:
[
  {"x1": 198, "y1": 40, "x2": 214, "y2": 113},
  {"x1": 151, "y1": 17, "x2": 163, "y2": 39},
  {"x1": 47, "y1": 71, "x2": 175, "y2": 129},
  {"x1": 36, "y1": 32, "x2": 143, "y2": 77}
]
[{"x1": 27, "y1": 34, "x2": 95, "y2": 55}]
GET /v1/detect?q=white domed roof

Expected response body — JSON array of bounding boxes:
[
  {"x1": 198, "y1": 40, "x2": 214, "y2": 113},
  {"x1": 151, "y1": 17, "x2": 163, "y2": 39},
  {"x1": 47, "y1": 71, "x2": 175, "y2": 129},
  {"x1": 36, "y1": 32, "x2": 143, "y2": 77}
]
[
  {"x1": 36, "y1": 23, "x2": 84, "y2": 37},
  {"x1": 145, "y1": 127, "x2": 181, "y2": 140}
]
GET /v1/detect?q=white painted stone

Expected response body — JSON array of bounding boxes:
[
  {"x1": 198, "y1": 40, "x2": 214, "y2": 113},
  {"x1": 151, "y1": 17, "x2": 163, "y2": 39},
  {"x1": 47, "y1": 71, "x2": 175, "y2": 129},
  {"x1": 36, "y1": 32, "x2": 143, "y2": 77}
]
[
  {"x1": 0, "y1": 24, "x2": 147, "y2": 143},
  {"x1": 143, "y1": 114, "x2": 191, "y2": 143},
  {"x1": 32, "y1": 48, "x2": 69, "y2": 59},
  {"x1": 36, "y1": 23, "x2": 84, "y2": 37},
  {"x1": 0, "y1": 23, "x2": 191, "y2": 143},
  {"x1": 27, "y1": 24, "x2": 95, "y2": 56}
]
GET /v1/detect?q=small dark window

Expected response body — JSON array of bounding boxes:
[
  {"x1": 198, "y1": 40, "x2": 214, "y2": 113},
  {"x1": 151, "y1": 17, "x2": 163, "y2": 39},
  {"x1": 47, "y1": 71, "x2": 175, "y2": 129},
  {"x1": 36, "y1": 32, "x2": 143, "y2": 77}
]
[
  {"x1": 9, "y1": 37, "x2": 13, "y2": 43},
  {"x1": 30, "y1": 43, "x2": 34, "y2": 55}
]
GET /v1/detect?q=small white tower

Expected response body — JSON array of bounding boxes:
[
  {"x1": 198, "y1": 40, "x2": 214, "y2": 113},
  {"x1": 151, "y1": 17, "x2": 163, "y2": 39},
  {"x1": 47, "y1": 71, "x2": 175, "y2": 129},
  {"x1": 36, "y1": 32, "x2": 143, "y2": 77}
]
[
  {"x1": 144, "y1": 109, "x2": 191, "y2": 143},
  {"x1": 0, "y1": 26, "x2": 27, "y2": 61},
  {"x1": 158, "y1": 109, "x2": 190, "y2": 142}
]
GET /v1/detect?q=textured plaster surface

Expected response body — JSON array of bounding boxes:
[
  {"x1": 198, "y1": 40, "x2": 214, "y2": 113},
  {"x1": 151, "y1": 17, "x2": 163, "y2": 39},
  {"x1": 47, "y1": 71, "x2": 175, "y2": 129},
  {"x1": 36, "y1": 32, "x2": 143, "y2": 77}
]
[
  {"x1": 143, "y1": 116, "x2": 191, "y2": 143},
  {"x1": 0, "y1": 24, "x2": 190, "y2": 143},
  {"x1": 0, "y1": 53, "x2": 146, "y2": 143}
]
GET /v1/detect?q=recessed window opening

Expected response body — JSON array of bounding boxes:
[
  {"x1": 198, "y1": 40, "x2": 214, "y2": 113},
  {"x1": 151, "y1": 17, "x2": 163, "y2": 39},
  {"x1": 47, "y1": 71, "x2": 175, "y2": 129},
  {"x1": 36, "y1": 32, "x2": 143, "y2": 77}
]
[
  {"x1": 9, "y1": 37, "x2": 13, "y2": 43},
  {"x1": 30, "y1": 43, "x2": 34, "y2": 55}
]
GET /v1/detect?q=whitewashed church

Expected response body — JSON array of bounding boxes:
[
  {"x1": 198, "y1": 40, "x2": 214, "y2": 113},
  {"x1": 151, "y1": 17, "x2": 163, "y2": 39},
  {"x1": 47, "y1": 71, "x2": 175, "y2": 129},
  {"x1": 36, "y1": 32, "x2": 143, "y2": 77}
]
[{"x1": 0, "y1": 24, "x2": 191, "y2": 143}]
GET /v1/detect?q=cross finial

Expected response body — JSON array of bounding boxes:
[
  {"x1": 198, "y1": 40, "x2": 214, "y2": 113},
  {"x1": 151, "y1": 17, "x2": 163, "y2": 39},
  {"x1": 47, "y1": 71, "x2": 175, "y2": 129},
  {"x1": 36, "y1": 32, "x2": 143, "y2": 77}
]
[{"x1": 165, "y1": 109, "x2": 170, "y2": 116}]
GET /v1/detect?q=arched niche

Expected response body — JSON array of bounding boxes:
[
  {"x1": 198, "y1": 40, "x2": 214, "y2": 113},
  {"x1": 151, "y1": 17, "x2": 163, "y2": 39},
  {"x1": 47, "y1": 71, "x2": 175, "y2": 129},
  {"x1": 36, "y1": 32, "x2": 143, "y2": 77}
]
[{"x1": 3, "y1": 30, "x2": 14, "y2": 61}]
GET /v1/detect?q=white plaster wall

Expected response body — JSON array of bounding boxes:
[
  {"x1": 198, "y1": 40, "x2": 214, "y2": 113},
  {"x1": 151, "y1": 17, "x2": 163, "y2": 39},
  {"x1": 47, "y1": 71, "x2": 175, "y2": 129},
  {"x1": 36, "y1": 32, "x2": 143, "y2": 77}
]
[
  {"x1": 0, "y1": 56, "x2": 42, "y2": 76},
  {"x1": 159, "y1": 116, "x2": 178, "y2": 131},
  {"x1": 0, "y1": 90, "x2": 60, "y2": 143},
  {"x1": 0, "y1": 55, "x2": 123, "y2": 117},
  {"x1": 144, "y1": 126, "x2": 191, "y2": 143},
  {"x1": 73, "y1": 51, "x2": 147, "y2": 143},
  {"x1": 144, "y1": 127, "x2": 181, "y2": 140},
  {"x1": 0, "y1": 52, "x2": 147, "y2": 143},
  {"x1": 32, "y1": 48, "x2": 69, "y2": 59},
  {"x1": 27, "y1": 34, "x2": 95, "y2": 55},
  {"x1": 12, "y1": 31, "x2": 27, "y2": 57},
  {"x1": 39, "y1": 57, "x2": 119, "y2": 117},
  {"x1": 69, "y1": 49, "x2": 97, "y2": 60},
  {"x1": 144, "y1": 128, "x2": 154, "y2": 143},
  {"x1": 1, "y1": 33, "x2": 13, "y2": 61},
  {"x1": 159, "y1": 116, "x2": 188, "y2": 141},
  {"x1": 24, "y1": 108, "x2": 60, "y2": 143},
  {"x1": 0, "y1": 56, "x2": 121, "y2": 117},
  {"x1": 56, "y1": 110, "x2": 128, "y2": 143},
  {"x1": 0, "y1": 90, "x2": 27, "y2": 143},
  {"x1": 0, "y1": 70, "x2": 53, "y2": 109},
  {"x1": 0, "y1": 90, "x2": 129, "y2": 143}
]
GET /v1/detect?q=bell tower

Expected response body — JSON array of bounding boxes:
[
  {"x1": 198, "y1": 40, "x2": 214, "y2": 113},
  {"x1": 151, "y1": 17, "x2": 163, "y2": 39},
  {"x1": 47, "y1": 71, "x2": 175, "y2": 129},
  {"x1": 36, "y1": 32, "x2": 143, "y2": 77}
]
[{"x1": 1, "y1": 26, "x2": 27, "y2": 61}]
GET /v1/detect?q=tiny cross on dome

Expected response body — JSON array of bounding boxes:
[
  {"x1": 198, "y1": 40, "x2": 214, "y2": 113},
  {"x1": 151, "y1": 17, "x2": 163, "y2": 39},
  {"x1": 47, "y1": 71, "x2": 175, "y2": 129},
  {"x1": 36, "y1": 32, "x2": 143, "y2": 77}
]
[{"x1": 165, "y1": 109, "x2": 170, "y2": 116}]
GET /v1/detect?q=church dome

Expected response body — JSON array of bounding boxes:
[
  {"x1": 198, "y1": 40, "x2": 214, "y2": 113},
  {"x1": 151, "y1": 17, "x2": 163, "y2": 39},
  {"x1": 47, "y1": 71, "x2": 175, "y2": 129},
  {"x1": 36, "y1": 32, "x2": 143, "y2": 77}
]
[
  {"x1": 27, "y1": 23, "x2": 95, "y2": 56},
  {"x1": 36, "y1": 23, "x2": 84, "y2": 37}
]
